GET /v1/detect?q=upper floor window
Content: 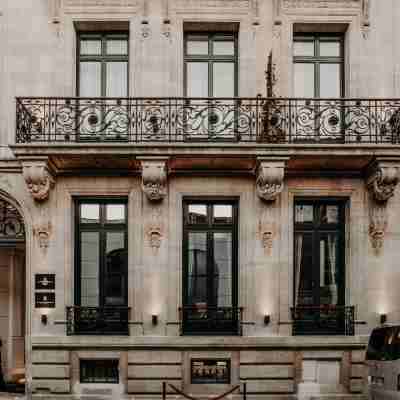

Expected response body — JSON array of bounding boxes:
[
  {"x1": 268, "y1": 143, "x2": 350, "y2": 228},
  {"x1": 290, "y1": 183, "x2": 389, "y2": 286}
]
[
  {"x1": 293, "y1": 33, "x2": 344, "y2": 98},
  {"x1": 77, "y1": 32, "x2": 129, "y2": 97},
  {"x1": 184, "y1": 32, "x2": 238, "y2": 98}
]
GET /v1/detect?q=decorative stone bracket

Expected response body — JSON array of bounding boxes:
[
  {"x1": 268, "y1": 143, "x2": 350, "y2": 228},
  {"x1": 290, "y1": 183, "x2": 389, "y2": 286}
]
[
  {"x1": 366, "y1": 159, "x2": 400, "y2": 253},
  {"x1": 22, "y1": 159, "x2": 55, "y2": 202},
  {"x1": 256, "y1": 157, "x2": 289, "y2": 201},
  {"x1": 140, "y1": 158, "x2": 169, "y2": 202}
]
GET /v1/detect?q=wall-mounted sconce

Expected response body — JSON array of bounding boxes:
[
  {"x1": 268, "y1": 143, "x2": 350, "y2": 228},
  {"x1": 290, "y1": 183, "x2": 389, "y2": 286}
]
[
  {"x1": 152, "y1": 314, "x2": 158, "y2": 326},
  {"x1": 264, "y1": 315, "x2": 271, "y2": 325},
  {"x1": 41, "y1": 314, "x2": 48, "y2": 325},
  {"x1": 380, "y1": 313, "x2": 387, "y2": 325}
]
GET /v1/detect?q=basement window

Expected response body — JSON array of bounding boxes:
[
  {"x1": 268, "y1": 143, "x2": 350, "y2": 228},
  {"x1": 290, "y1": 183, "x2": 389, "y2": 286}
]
[
  {"x1": 80, "y1": 359, "x2": 119, "y2": 383},
  {"x1": 191, "y1": 359, "x2": 230, "y2": 384}
]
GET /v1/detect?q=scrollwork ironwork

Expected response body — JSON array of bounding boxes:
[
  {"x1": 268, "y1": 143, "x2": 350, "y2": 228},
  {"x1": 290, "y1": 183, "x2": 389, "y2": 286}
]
[
  {"x1": 15, "y1": 97, "x2": 400, "y2": 144},
  {"x1": 0, "y1": 200, "x2": 25, "y2": 240}
]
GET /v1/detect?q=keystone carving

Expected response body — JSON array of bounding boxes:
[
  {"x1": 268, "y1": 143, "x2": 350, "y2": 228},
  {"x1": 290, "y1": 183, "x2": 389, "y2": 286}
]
[
  {"x1": 256, "y1": 159, "x2": 287, "y2": 201},
  {"x1": 141, "y1": 159, "x2": 168, "y2": 201},
  {"x1": 33, "y1": 221, "x2": 52, "y2": 251},
  {"x1": 366, "y1": 163, "x2": 399, "y2": 202},
  {"x1": 22, "y1": 162, "x2": 55, "y2": 202}
]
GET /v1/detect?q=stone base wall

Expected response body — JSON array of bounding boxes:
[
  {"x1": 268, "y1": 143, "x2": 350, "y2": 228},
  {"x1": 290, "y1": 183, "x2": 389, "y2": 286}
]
[{"x1": 30, "y1": 337, "x2": 368, "y2": 400}]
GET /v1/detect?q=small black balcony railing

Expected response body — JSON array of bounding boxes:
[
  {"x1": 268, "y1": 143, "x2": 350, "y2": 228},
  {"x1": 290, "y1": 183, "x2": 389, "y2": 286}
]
[
  {"x1": 179, "y1": 306, "x2": 243, "y2": 336},
  {"x1": 291, "y1": 305, "x2": 355, "y2": 336},
  {"x1": 66, "y1": 306, "x2": 130, "y2": 335},
  {"x1": 15, "y1": 97, "x2": 400, "y2": 144}
]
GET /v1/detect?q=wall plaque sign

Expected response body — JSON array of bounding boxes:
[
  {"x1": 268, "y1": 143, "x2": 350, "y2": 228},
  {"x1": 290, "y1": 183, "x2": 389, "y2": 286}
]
[
  {"x1": 35, "y1": 274, "x2": 55, "y2": 290},
  {"x1": 35, "y1": 292, "x2": 55, "y2": 308},
  {"x1": 191, "y1": 359, "x2": 230, "y2": 384}
]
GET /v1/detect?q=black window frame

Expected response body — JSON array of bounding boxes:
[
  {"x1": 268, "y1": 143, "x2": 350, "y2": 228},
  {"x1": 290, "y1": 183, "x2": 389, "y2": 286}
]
[
  {"x1": 293, "y1": 33, "x2": 345, "y2": 98},
  {"x1": 80, "y1": 359, "x2": 119, "y2": 384},
  {"x1": 77, "y1": 31, "x2": 129, "y2": 97},
  {"x1": 184, "y1": 31, "x2": 238, "y2": 98},
  {"x1": 293, "y1": 197, "x2": 347, "y2": 307},
  {"x1": 74, "y1": 198, "x2": 128, "y2": 309},
  {"x1": 182, "y1": 198, "x2": 239, "y2": 335}
]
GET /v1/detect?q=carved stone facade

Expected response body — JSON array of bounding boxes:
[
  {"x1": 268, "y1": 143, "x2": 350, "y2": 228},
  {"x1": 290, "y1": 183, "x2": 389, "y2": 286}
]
[
  {"x1": 140, "y1": 158, "x2": 168, "y2": 201},
  {"x1": 255, "y1": 158, "x2": 288, "y2": 202},
  {"x1": 22, "y1": 160, "x2": 55, "y2": 202}
]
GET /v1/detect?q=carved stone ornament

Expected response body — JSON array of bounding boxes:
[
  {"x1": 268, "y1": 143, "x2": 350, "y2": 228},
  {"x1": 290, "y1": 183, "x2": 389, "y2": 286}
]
[
  {"x1": 256, "y1": 160, "x2": 287, "y2": 201},
  {"x1": 22, "y1": 162, "x2": 55, "y2": 202},
  {"x1": 258, "y1": 221, "x2": 276, "y2": 255},
  {"x1": 366, "y1": 163, "x2": 400, "y2": 202},
  {"x1": 146, "y1": 208, "x2": 164, "y2": 255},
  {"x1": 369, "y1": 204, "x2": 387, "y2": 253},
  {"x1": 141, "y1": 160, "x2": 168, "y2": 201},
  {"x1": 33, "y1": 222, "x2": 52, "y2": 251}
]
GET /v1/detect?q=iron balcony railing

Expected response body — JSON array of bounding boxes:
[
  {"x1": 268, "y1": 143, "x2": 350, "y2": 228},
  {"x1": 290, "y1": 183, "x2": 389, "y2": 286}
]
[
  {"x1": 15, "y1": 97, "x2": 400, "y2": 144},
  {"x1": 66, "y1": 306, "x2": 130, "y2": 335},
  {"x1": 291, "y1": 305, "x2": 355, "y2": 336},
  {"x1": 179, "y1": 306, "x2": 243, "y2": 336}
]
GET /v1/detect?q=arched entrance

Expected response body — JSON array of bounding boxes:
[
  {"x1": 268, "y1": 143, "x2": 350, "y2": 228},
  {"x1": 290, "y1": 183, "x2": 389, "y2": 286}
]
[{"x1": 0, "y1": 198, "x2": 26, "y2": 394}]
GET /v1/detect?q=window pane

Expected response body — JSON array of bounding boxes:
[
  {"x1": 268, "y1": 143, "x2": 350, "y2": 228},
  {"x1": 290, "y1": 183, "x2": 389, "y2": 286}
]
[
  {"x1": 188, "y1": 205, "x2": 207, "y2": 224},
  {"x1": 320, "y1": 41, "x2": 341, "y2": 57},
  {"x1": 213, "y1": 232, "x2": 232, "y2": 307},
  {"x1": 213, "y1": 205, "x2": 232, "y2": 224},
  {"x1": 79, "y1": 62, "x2": 101, "y2": 97},
  {"x1": 81, "y1": 204, "x2": 100, "y2": 223},
  {"x1": 213, "y1": 63, "x2": 234, "y2": 97},
  {"x1": 80, "y1": 40, "x2": 101, "y2": 55},
  {"x1": 187, "y1": 62, "x2": 208, "y2": 97},
  {"x1": 294, "y1": 232, "x2": 313, "y2": 306},
  {"x1": 106, "y1": 204, "x2": 125, "y2": 223},
  {"x1": 106, "y1": 62, "x2": 128, "y2": 97},
  {"x1": 319, "y1": 205, "x2": 339, "y2": 224},
  {"x1": 320, "y1": 63, "x2": 340, "y2": 97},
  {"x1": 81, "y1": 232, "x2": 100, "y2": 307},
  {"x1": 105, "y1": 232, "x2": 126, "y2": 306},
  {"x1": 319, "y1": 234, "x2": 339, "y2": 305},
  {"x1": 293, "y1": 41, "x2": 314, "y2": 57},
  {"x1": 213, "y1": 41, "x2": 235, "y2": 56},
  {"x1": 188, "y1": 232, "x2": 208, "y2": 305},
  {"x1": 295, "y1": 205, "x2": 314, "y2": 223},
  {"x1": 294, "y1": 63, "x2": 315, "y2": 97},
  {"x1": 107, "y1": 40, "x2": 128, "y2": 55},
  {"x1": 187, "y1": 40, "x2": 209, "y2": 55}
]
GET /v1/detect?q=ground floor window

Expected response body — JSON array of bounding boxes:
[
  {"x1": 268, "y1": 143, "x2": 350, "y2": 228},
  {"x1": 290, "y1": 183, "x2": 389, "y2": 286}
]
[
  {"x1": 182, "y1": 199, "x2": 240, "y2": 335},
  {"x1": 292, "y1": 198, "x2": 350, "y2": 335}
]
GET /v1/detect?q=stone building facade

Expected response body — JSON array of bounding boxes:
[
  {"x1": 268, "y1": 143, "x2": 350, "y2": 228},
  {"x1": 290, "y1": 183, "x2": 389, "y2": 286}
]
[{"x1": 1, "y1": 0, "x2": 400, "y2": 399}]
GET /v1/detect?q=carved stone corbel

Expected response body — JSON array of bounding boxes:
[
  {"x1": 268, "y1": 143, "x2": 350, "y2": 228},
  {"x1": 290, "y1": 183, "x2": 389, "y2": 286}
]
[
  {"x1": 22, "y1": 159, "x2": 55, "y2": 202},
  {"x1": 256, "y1": 158, "x2": 288, "y2": 201},
  {"x1": 366, "y1": 159, "x2": 400, "y2": 253},
  {"x1": 140, "y1": 158, "x2": 168, "y2": 201},
  {"x1": 366, "y1": 162, "x2": 399, "y2": 202}
]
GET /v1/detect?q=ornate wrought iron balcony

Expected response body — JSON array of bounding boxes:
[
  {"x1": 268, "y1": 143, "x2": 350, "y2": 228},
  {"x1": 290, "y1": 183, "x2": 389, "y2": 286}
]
[
  {"x1": 15, "y1": 97, "x2": 400, "y2": 144},
  {"x1": 179, "y1": 306, "x2": 243, "y2": 336},
  {"x1": 66, "y1": 306, "x2": 130, "y2": 335},
  {"x1": 291, "y1": 305, "x2": 355, "y2": 336}
]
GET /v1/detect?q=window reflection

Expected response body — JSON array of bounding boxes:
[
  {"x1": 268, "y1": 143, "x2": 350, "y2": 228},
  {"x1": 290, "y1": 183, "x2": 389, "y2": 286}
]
[
  {"x1": 106, "y1": 204, "x2": 125, "y2": 223},
  {"x1": 188, "y1": 205, "x2": 207, "y2": 224},
  {"x1": 213, "y1": 205, "x2": 232, "y2": 224},
  {"x1": 81, "y1": 204, "x2": 100, "y2": 223}
]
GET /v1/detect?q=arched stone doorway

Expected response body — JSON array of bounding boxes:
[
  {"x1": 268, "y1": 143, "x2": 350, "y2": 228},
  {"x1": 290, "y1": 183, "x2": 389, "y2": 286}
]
[{"x1": 0, "y1": 198, "x2": 26, "y2": 393}]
